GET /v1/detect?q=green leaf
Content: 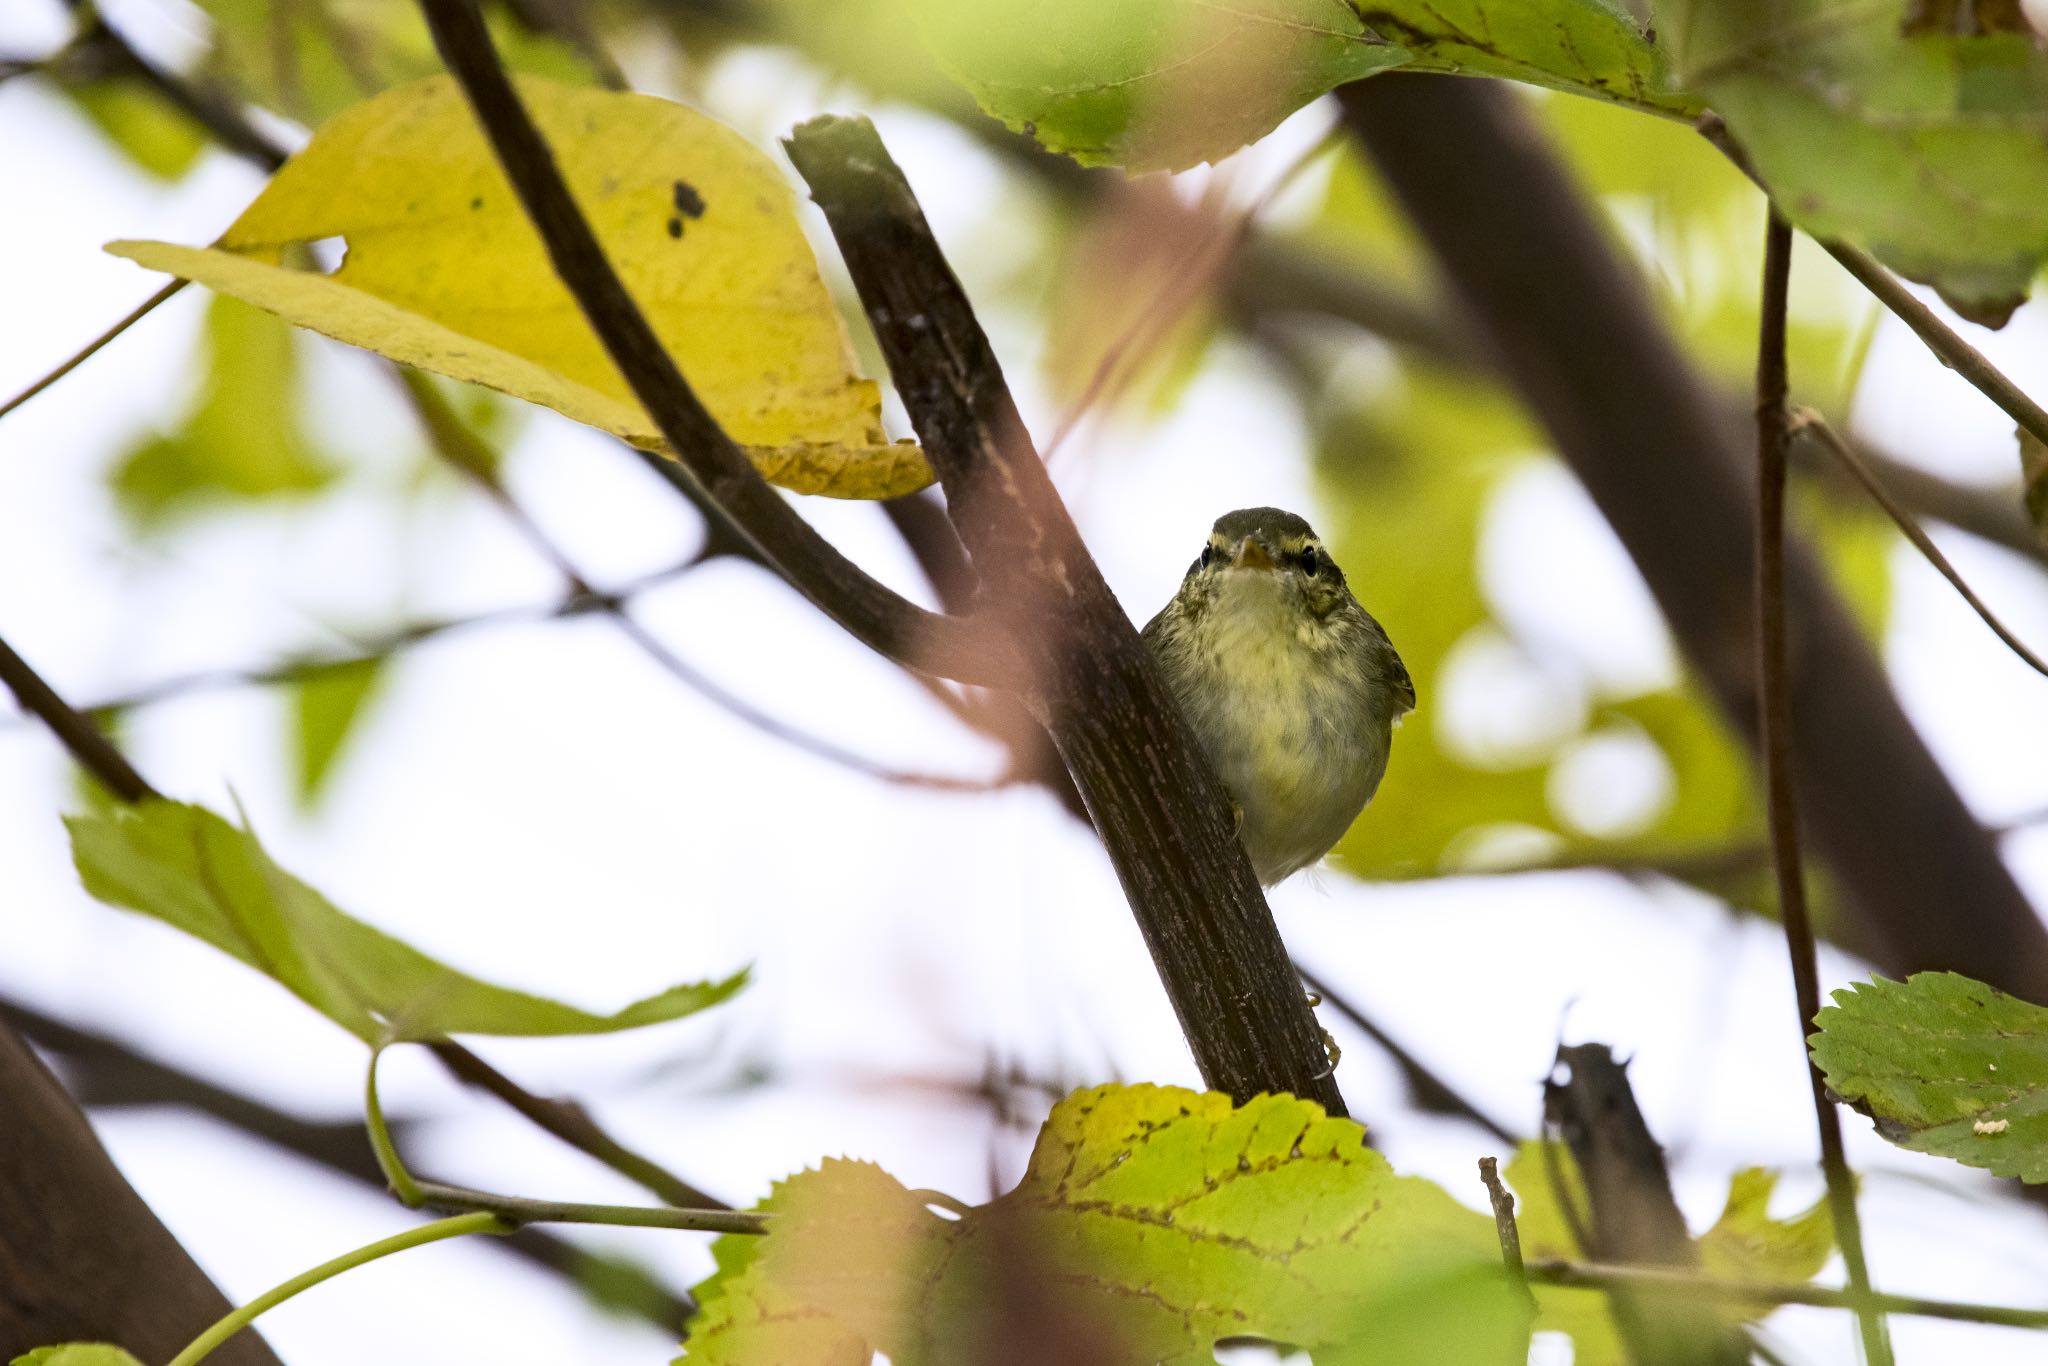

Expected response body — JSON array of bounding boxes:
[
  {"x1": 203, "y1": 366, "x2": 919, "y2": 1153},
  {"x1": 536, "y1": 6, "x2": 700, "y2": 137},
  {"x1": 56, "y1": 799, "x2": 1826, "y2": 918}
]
[
  {"x1": 687, "y1": 1085, "x2": 1526, "y2": 1364},
  {"x1": 913, "y1": 0, "x2": 1692, "y2": 173},
  {"x1": 291, "y1": 656, "x2": 387, "y2": 808},
  {"x1": 108, "y1": 75, "x2": 930, "y2": 500},
  {"x1": 1813, "y1": 972, "x2": 2048, "y2": 1181},
  {"x1": 67, "y1": 798, "x2": 745, "y2": 1042},
  {"x1": 10, "y1": 1348, "x2": 146, "y2": 1366},
  {"x1": 1659, "y1": 0, "x2": 2048, "y2": 324},
  {"x1": 110, "y1": 295, "x2": 341, "y2": 527}
]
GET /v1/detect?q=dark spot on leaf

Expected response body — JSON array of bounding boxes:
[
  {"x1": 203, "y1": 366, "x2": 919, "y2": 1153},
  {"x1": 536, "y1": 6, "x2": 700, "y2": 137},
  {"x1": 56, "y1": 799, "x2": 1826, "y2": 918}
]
[
  {"x1": 673, "y1": 179, "x2": 706, "y2": 219},
  {"x1": 470, "y1": 196, "x2": 483, "y2": 210},
  {"x1": 667, "y1": 217, "x2": 683, "y2": 239}
]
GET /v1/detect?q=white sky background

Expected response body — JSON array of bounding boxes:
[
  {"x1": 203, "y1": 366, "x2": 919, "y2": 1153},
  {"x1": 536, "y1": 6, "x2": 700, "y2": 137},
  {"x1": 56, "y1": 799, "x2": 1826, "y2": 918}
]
[{"x1": 5, "y1": 9, "x2": 2048, "y2": 1364}]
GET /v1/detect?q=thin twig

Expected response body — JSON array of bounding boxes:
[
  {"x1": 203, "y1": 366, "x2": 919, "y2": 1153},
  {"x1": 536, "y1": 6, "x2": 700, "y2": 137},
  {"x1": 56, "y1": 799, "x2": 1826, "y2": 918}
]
[
  {"x1": 0, "y1": 633, "x2": 156, "y2": 800},
  {"x1": 391, "y1": 373, "x2": 1012, "y2": 793},
  {"x1": 1699, "y1": 114, "x2": 2048, "y2": 455},
  {"x1": 1297, "y1": 963, "x2": 1518, "y2": 1144},
  {"x1": 1792, "y1": 408, "x2": 2048, "y2": 680},
  {"x1": 1, "y1": 629, "x2": 752, "y2": 1263},
  {"x1": 1526, "y1": 1259, "x2": 2048, "y2": 1331},
  {"x1": 1478, "y1": 1156, "x2": 1534, "y2": 1308},
  {"x1": 0, "y1": 566, "x2": 694, "y2": 723},
  {"x1": 425, "y1": 1041, "x2": 729, "y2": 1210},
  {"x1": 1040, "y1": 129, "x2": 1334, "y2": 466},
  {"x1": 1754, "y1": 209, "x2": 1892, "y2": 1366},
  {"x1": 0, "y1": 281, "x2": 187, "y2": 425}
]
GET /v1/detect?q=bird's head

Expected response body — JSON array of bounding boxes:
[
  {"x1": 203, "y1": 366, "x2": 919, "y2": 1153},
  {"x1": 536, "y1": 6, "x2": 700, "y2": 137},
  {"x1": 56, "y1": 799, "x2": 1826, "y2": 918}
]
[{"x1": 1174, "y1": 506, "x2": 1351, "y2": 619}]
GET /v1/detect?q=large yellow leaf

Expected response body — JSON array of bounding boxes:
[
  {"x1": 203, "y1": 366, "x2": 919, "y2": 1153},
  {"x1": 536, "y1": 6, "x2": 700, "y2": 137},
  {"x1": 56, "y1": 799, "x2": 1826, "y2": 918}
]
[{"x1": 108, "y1": 75, "x2": 931, "y2": 499}]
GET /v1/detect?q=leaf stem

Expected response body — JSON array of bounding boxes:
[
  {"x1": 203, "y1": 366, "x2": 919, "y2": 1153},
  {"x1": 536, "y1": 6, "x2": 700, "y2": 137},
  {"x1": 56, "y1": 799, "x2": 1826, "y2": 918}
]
[
  {"x1": 164, "y1": 1213, "x2": 513, "y2": 1366},
  {"x1": 1754, "y1": 208, "x2": 1892, "y2": 1366},
  {"x1": 409, "y1": 1180, "x2": 769, "y2": 1234},
  {"x1": 0, "y1": 280, "x2": 186, "y2": 425}
]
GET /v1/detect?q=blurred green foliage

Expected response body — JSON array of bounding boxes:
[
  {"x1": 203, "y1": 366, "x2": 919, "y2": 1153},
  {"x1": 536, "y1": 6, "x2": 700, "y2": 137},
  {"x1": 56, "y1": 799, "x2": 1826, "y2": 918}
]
[
  {"x1": 111, "y1": 295, "x2": 341, "y2": 528},
  {"x1": 291, "y1": 655, "x2": 387, "y2": 808}
]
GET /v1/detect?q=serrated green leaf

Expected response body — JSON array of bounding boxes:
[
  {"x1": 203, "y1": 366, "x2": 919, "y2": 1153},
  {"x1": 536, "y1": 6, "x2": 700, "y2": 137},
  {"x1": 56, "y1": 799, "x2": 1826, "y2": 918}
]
[
  {"x1": 1813, "y1": 972, "x2": 2048, "y2": 1180},
  {"x1": 687, "y1": 1086, "x2": 1525, "y2": 1365},
  {"x1": 291, "y1": 656, "x2": 387, "y2": 808},
  {"x1": 109, "y1": 76, "x2": 931, "y2": 499},
  {"x1": 10, "y1": 1347, "x2": 146, "y2": 1366},
  {"x1": 914, "y1": 0, "x2": 1692, "y2": 173},
  {"x1": 67, "y1": 798, "x2": 745, "y2": 1042},
  {"x1": 110, "y1": 294, "x2": 340, "y2": 527},
  {"x1": 1658, "y1": 0, "x2": 2048, "y2": 324}
]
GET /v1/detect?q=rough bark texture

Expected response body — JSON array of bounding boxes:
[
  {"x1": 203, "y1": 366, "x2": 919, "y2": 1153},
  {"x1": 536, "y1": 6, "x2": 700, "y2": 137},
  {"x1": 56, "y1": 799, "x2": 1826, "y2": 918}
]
[
  {"x1": 1339, "y1": 74, "x2": 2048, "y2": 996},
  {"x1": 0, "y1": 1023, "x2": 285, "y2": 1364},
  {"x1": 787, "y1": 115, "x2": 1345, "y2": 1114}
]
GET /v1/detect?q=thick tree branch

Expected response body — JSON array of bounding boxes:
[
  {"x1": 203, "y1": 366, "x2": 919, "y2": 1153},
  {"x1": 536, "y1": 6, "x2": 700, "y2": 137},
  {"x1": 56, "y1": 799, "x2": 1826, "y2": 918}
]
[
  {"x1": 0, "y1": 1019, "x2": 285, "y2": 1363},
  {"x1": 1337, "y1": 74, "x2": 2048, "y2": 1001},
  {"x1": 1, "y1": 998, "x2": 695, "y2": 1330},
  {"x1": 784, "y1": 115, "x2": 1344, "y2": 1112}
]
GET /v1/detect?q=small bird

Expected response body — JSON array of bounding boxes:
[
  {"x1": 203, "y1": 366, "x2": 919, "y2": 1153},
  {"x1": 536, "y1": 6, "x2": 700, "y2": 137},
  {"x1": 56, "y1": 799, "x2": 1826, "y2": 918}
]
[{"x1": 1143, "y1": 507, "x2": 1413, "y2": 885}]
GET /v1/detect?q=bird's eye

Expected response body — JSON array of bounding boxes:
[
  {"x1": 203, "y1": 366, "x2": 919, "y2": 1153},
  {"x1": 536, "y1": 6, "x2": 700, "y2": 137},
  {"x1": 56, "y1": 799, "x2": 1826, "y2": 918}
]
[
  {"x1": 1299, "y1": 546, "x2": 1321, "y2": 576},
  {"x1": 1200, "y1": 544, "x2": 1219, "y2": 568}
]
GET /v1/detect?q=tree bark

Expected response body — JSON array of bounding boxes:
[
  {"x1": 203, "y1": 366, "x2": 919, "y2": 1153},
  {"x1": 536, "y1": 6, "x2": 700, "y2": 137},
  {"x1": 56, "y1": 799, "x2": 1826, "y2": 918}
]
[
  {"x1": 787, "y1": 115, "x2": 1346, "y2": 1114},
  {"x1": 0, "y1": 1022, "x2": 285, "y2": 1364},
  {"x1": 1339, "y1": 74, "x2": 2048, "y2": 998}
]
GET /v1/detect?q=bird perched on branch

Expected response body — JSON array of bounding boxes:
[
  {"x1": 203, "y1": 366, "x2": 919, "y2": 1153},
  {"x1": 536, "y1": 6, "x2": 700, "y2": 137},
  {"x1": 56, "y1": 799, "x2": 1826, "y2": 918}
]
[{"x1": 1143, "y1": 507, "x2": 1413, "y2": 885}]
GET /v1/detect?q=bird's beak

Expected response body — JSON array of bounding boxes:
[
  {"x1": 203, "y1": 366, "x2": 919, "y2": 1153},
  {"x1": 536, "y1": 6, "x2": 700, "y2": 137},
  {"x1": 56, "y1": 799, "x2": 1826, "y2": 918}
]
[{"x1": 1231, "y1": 537, "x2": 1277, "y2": 571}]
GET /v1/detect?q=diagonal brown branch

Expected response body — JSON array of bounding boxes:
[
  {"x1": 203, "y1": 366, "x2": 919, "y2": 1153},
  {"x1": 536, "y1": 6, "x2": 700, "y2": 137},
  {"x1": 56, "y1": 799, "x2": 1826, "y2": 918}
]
[{"x1": 783, "y1": 114, "x2": 1345, "y2": 1112}]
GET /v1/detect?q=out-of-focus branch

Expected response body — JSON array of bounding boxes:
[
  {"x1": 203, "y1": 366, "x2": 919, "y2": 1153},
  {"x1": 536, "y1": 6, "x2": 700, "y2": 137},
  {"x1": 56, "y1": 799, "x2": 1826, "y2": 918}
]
[
  {"x1": 1545, "y1": 1043, "x2": 1746, "y2": 1365},
  {"x1": 1525, "y1": 1259, "x2": 2048, "y2": 1330},
  {"x1": 0, "y1": 1018, "x2": 286, "y2": 1362},
  {"x1": 424, "y1": 1042, "x2": 727, "y2": 1211},
  {"x1": 785, "y1": 114, "x2": 1345, "y2": 1113},
  {"x1": 1, "y1": 998, "x2": 696, "y2": 1330},
  {"x1": 52, "y1": 0, "x2": 286, "y2": 171},
  {"x1": 1795, "y1": 409, "x2": 2048, "y2": 679},
  {"x1": 393, "y1": 374, "x2": 1013, "y2": 794},
  {"x1": 0, "y1": 631, "x2": 723, "y2": 1325},
  {"x1": 1337, "y1": 73, "x2": 2048, "y2": 1001}
]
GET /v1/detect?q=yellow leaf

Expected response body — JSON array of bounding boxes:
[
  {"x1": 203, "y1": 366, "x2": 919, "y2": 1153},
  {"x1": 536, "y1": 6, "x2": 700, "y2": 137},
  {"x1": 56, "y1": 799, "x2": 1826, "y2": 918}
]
[{"x1": 107, "y1": 75, "x2": 931, "y2": 500}]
